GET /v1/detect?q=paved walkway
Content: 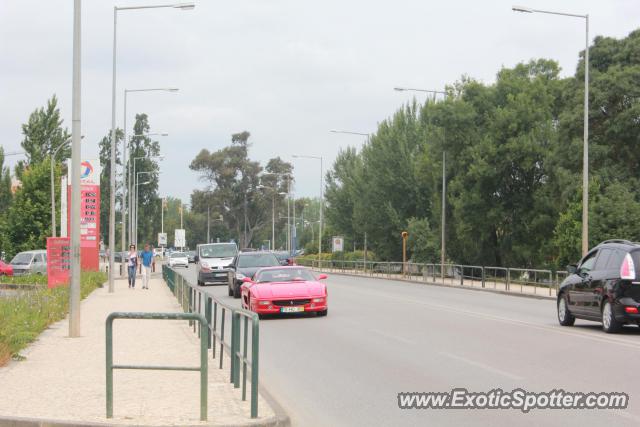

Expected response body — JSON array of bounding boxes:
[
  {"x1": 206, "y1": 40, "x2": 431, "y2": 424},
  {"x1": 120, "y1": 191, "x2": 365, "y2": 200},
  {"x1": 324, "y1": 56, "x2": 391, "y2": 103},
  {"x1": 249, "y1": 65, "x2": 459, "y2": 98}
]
[{"x1": 0, "y1": 275, "x2": 276, "y2": 426}]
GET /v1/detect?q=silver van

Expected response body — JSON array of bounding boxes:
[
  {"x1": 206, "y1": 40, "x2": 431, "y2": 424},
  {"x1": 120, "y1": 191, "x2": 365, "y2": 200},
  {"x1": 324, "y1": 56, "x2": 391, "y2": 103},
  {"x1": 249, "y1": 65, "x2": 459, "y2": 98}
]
[{"x1": 10, "y1": 250, "x2": 47, "y2": 276}]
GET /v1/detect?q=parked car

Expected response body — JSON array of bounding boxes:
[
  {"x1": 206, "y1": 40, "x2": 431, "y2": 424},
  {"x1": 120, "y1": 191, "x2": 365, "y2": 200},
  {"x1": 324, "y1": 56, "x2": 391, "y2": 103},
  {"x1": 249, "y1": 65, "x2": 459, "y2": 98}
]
[
  {"x1": 557, "y1": 239, "x2": 640, "y2": 333},
  {"x1": 10, "y1": 250, "x2": 47, "y2": 276},
  {"x1": 153, "y1": 247, "x2": 164, "y2": 257},
  {"x1": 168, "y1": 251, "x2": 189, "y2": 268},
  {"x1": 273, "y1": 251, "x2": 295, "y2": 266},
  {"x1": 228, "y1": 251, "x2": 281, "y2": 298},
  {"x1": 0, "y1": 260, "x2": 13, "y2": 276},
  {"x1": 196, "y1": 243, "x2": 238, "y2": 286},
  {"x1": 187, "y1": 250, "x2": 197, "y2": 263},
  {"x1": 240, "y1": 266, "x2": 328, "y2": 317}
]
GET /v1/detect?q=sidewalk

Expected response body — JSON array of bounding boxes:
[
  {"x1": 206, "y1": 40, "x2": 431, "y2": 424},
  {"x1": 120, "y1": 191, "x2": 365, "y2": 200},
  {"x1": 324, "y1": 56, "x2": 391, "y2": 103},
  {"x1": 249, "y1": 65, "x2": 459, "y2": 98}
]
[{"x1": 0, "y1": 274, "x2": 277, "y2": 426}]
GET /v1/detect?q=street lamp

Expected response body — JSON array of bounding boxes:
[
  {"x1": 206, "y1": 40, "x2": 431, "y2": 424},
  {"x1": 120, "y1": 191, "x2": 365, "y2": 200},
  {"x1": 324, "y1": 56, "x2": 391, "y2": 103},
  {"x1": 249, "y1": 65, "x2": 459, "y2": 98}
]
[
  {"x1": 122, "y1": 88, "x2": 178, "y2": 275},
  {"x1": 108, "y1": 2, "x2": 195, "y2": 293},
  {"x1": 50, "y1": 136, "x2": 84, "y2": 237},
  {"x1": 257, "y1": 184, "x2": 287, "y2": 250},
  {"x1": 512, "y1": 5, "x2": 590, "y2": 255},
  {"x1": 394, "y1": 87, "x2": 448, "y2": 276},
  {"x1": 292, "y1": 155, "x2": 323, "y2": 258}
]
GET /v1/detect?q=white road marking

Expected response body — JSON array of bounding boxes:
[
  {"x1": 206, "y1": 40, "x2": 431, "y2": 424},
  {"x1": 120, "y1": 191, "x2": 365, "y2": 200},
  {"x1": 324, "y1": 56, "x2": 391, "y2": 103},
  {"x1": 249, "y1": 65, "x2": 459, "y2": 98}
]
[
  {"x1": 369, "y1": 328, "x2": 415, "y2": 345},
  {"x1": 440, "y1": 351, "x2": 524, "y2": 381}
]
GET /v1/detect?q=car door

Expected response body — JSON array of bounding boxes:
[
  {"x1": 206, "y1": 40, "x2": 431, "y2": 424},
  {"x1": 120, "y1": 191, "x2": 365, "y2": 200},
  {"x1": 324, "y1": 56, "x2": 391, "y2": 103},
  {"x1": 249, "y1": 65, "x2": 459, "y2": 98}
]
[
  {"x1": 568, "y1": 250, "x2": 598, "y2": 315},
  {"x1": 32, "y1": 253, "x2": 45, "y2": 275},
  {"x1": 584, "y1": 249, "x2": 612, "y2": 317}
]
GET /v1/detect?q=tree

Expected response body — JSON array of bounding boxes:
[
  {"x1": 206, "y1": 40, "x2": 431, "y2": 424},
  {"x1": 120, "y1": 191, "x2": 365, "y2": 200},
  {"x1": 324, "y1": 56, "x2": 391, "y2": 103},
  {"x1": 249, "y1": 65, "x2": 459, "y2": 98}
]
[
  {"x1": 98, "y1": 128, "x2": 122, "y2": 244},
  {"x1": 17, "y1": 95, "x2": 70, "y2": 176},
  {"x1": 189, "y1": 132, "x2": 292, "y2": 248}
]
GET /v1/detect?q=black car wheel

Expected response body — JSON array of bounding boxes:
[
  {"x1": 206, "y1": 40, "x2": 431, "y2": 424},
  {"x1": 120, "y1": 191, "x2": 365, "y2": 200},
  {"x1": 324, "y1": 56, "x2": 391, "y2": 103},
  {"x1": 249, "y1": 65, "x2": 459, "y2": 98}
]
[
  {"x1": 557, "y1": 294, "x2": 575, "y2": 326},
  {"x1": 602, "y1": 300, "x2": 622, "y2": 333},
  {"x1": 317, "y1": 309, "x2": 328, "y2": 317}
]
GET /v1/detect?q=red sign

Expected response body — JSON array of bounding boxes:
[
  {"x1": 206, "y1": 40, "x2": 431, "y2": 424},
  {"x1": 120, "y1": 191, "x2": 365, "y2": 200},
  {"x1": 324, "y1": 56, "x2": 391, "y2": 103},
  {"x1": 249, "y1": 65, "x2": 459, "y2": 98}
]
[
  {"x1": 66, "y1": 184, "x2": 101, "y2": 271},
  {"x1": 47, "y1": 237, "x2": 70, "y2": 288}
]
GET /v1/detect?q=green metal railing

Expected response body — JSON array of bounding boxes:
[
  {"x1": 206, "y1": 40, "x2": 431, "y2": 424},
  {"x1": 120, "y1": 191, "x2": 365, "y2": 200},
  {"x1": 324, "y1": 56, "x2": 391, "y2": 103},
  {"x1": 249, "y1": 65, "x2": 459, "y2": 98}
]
[
  {"x1": 297, "y1": 259, "x2": 566, "y2": 297},
  {"x1": 105, "y1": 311, "x2": 209, "y2": 421},
  {"x1": 162, "y1": 264, "x2": 260, "y2": 418}
]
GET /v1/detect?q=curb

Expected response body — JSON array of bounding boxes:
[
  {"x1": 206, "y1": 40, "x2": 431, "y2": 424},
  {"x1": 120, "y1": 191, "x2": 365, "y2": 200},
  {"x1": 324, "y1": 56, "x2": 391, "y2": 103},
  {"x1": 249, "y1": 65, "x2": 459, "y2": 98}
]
[{"x1": 321, "y1": 270, "x2": 557, "y2": 301}]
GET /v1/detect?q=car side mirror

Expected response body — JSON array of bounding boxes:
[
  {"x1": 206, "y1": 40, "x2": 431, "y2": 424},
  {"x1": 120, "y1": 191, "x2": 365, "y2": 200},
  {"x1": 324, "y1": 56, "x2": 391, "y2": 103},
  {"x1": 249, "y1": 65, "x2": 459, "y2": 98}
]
[
  {"x1": 242, "y1": 276, "x2": 253, "y2": 283},
  {"x1": 318, "y1": 274, "x2": 328, "y2": 280},
  {"x1": 566, "y1": 264, "x2": 578, "y2": 274}
]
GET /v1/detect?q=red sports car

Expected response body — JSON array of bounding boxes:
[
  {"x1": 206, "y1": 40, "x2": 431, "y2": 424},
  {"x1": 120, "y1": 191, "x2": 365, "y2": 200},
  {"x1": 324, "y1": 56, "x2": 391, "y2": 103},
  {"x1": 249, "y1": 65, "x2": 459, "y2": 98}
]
[
  {"x1": 0, "y1": 260, "x2": 13, "y2": 276},
  {"x1": 240, "y1": 266, "x2": 328, "y2": 317}
]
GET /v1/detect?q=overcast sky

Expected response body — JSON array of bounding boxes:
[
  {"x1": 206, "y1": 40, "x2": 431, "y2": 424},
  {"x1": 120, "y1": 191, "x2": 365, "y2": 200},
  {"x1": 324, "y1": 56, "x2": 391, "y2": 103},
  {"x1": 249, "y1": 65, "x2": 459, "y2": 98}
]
[{"x1": 1, "y1": 0, "x2": 638, "y2": 201}]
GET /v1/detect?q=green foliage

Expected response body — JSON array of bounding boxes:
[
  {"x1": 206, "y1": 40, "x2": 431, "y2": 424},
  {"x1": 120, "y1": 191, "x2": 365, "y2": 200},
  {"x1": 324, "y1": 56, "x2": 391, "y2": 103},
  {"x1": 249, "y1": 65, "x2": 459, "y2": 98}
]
[
  {"x1": 17, "y1": 95, "x2": 70, "y2": 174},
  {"x1": 189, "y1": 132, "x2": 292, "y2": 248},
  {"x1": 5, "y1": 161, "x2": 61, "y2": 258},
  {"x1": 0, "y1": 271, "x2": 106, "y2": 365},
  {"x1": 323, "y1": 30, "x2": 640, "y2": 268}
]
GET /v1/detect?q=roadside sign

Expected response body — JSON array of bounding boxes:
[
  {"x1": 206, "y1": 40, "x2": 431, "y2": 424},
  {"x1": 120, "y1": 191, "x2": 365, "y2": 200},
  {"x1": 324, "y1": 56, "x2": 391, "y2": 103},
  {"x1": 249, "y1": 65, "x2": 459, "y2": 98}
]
[
  {"x1": 47, "y1": 237, "x2": 70, "y2": 288},
  {"x1": 175, "y1": 229, "x2": 186, "y2": 248},
  {"x1": 158, "y1": 232, "x2": 167, "y2": 246},
  {"x1": 332, "y1": 236, "x2": 344, "y2": 252}
]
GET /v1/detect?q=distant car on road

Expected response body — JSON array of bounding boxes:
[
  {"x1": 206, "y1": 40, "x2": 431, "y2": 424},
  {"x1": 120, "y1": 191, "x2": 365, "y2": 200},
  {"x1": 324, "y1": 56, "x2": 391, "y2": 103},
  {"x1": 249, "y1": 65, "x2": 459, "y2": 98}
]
[
  {"x1": 10, "y1": 250, "x2": 47, "y2": 276},
  {"x1": 168, "y1": 251, "x2": 189, "y2": 268},
  {"x1": 558, "y1": 239, "x2": 640, "y2": 333},
  {"x1": 240, "y1": 266, "x2": 328, "y2": 317},
  {"x1": 153, "y1": 247, "x2": 164, "y2": 258},
  {"x1": 273, "y1": 251, "x2": 295, "y2": 266},
  {"x1": 0, "y1": 260, "x2": 13, "y2": 276},
  {"x1": 196, "y1": 243, "x2": 238, "y2": 286},
  {"x1": 228, "y1": 251, "x2": 281, "y2": 298},
  {"x1": 187, "y1": 250, "x2": 197, "y2": 263}
]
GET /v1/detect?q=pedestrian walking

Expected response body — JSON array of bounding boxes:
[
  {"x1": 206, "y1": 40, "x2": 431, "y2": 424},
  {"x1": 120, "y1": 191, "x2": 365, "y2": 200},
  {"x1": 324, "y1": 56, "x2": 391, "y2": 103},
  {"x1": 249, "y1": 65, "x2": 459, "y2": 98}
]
[
  {"x1": 127, "y1": 244, "x2": 138, "y2": 288},
  {"x1": 140, "y1": 243, "x2": 154, "y2": 290}
]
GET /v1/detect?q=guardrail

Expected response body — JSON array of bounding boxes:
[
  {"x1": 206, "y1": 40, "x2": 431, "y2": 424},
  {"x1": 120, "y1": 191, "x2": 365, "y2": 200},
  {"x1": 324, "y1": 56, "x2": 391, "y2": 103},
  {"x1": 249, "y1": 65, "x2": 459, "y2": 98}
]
[
  {"x1": 106, "y1": 311, "x2": 208, "y2": 421},
  {"x1": 296, "y1": 259, "x2": 566, "y2": 297},
  {"x1": 162, "y1": 265, "x2": 260, "y2": 418}
]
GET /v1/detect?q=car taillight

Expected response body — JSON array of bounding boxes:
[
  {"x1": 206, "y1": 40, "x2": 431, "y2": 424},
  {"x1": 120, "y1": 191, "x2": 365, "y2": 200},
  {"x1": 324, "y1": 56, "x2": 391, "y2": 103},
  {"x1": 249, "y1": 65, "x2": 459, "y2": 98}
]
[
  {"x1": 620, "y1": 253, "x2": 636, "y2": 280},
  {"x1": 625, "y1": 307, "x2": 639, "y2": 314}
]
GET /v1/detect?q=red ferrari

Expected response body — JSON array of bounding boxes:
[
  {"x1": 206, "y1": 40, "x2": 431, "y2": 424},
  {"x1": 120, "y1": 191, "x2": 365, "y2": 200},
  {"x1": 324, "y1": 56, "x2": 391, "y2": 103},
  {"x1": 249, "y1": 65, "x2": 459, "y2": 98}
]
[
  {"x1": 0, "y1": 260, "x2": 13, "y2": 276},
  {"x1": 240, "y1": 266, "x2": 328, "y2": 317}
]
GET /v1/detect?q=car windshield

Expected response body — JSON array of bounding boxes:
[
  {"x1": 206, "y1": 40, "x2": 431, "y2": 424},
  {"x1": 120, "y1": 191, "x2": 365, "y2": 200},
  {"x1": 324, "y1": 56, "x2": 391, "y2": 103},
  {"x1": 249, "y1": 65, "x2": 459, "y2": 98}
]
[
  {"x1": 199, "y1": 244, "x2": 237, "y2": 258},
  {"x1": 171, "y1": 252, "x2": 186, "y2": 258},
  {"x1": 11, "y1": 253, "x2": 33, "y2": 265},
  {"x1": 255, "y1": 268, "x2": 316, "y2": 283},
  {"x1": 238, "y1": 253, "x2": 280, "y2": 268},
  {"x1": 273, "y1": 252, "x2": 291, "y2": 261}
]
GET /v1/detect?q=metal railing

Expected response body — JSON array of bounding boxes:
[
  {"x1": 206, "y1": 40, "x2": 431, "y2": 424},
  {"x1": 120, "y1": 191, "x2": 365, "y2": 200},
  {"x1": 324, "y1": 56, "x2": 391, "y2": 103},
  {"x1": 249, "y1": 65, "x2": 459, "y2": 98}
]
[
  {"x1": 296, "y1": 259, "x2": 565, "y2": 297},
  {"x1": 106, "y1": 311, "x2": 209, "y2": 421},
  {"x1": 162, "y1": 265, "x2": 260, "y2": 418}
]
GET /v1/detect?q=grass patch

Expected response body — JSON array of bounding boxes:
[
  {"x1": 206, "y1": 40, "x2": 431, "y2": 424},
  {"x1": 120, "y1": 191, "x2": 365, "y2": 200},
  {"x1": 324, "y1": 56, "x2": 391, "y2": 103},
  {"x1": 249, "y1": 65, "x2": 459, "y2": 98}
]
[
  {"x1": 0, "y1": 272, "x2": 106, "y2": 366},
  {"x1": 0, "y1": 274, "x2": 48, "y2": 286}
]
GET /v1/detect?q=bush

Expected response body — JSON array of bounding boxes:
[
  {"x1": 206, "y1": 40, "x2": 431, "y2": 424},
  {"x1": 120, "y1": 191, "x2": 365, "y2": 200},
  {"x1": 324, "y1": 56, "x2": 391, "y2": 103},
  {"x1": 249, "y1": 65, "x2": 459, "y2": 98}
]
[{"x1": 0, "y1": 271, "x2": 106, "y2": 365}]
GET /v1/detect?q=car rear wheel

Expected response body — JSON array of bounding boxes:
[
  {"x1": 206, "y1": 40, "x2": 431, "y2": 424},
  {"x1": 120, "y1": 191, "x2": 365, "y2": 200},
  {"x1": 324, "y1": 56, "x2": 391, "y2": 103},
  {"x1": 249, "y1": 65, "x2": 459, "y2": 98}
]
[
  {"x1": 233, "y1": 283, "x2": 241, "y2": 298},
  {"x1": 602, "y1": 300, "x2": 622, "y2": 333},
  {"x1": 317, "y1": 309, "x2": 328, "y2": 317},
  {"x1": 557, "y1": 294, "x2": 575, "y2": 326}
]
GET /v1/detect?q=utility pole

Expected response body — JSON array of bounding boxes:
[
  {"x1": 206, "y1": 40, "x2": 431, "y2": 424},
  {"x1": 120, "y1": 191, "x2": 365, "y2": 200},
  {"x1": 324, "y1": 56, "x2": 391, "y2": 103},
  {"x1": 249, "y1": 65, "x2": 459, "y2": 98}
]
[
  {"x1": 207, "y1": 205, "x2": 210, "y2": 243},
  {"x1": 441, "y1": 151, "x2": 446, "y2": 279},
  {"x1": 69, "y1": 0, "x2": 82, "y2": 337}
]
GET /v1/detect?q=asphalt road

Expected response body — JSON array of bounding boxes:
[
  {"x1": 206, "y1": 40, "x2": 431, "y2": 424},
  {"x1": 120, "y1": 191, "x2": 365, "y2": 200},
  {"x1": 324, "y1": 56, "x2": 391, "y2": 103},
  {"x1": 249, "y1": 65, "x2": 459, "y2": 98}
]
[{"x1": 179, "y1": 265, "x2": 640, "y2": 427}]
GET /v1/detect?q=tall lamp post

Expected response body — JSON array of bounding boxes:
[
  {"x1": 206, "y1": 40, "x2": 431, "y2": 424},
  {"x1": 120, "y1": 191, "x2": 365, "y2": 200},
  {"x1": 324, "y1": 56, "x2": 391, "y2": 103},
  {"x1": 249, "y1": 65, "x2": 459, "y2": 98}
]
[
  {"x1": 394, "y1": 87, "x2": 448, "y2": 276},
  {"x1": 257, "y1": 185, "x2": 287, "y2": 250},
  {"x1": 512, "y1": 4, "x2": 590, "y2": 255},
  {"x1": 108, "y1": 2, "x2": 195, "y2": 293},
  {"x1": 292, "y1": 155, "x2": 323, "y2": 258},
  {"x1": 69, "y1": 0, "x2": 82, "y2": 337},
  {"x1": 122, "y1": 89, "x2": 177, "y2": 276}
]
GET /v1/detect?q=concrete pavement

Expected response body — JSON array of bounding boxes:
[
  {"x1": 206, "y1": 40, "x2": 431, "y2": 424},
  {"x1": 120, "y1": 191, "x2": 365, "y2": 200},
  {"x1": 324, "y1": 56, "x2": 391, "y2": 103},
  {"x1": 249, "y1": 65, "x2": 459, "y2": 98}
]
[
  {"x1": 0, "y1": 274, "x2": 277, "y2": 426},
  {"x1": 181, "y1": 266, "x2": 640, "y2": 427}
]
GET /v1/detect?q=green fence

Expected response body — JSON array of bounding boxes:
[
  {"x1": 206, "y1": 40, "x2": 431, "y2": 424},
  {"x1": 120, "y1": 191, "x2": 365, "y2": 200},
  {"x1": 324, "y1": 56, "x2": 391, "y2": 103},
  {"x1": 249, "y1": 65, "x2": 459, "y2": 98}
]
[
  {"x1": 162, "y1": 265, "x2": 260, "y2": 418},
  {"x1": 105, "y1": 311, "x2": 209, "y2": 421}
]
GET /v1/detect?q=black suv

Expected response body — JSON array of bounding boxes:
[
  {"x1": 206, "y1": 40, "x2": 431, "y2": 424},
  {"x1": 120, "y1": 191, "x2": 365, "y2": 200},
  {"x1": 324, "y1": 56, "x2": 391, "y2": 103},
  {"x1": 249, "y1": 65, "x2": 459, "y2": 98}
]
[
  {"x1": 228, "y1": 251, "x2": 281, "y2": 298},
  {"x1": 557, "y1": 239, "x2": 640, "y2": 333}
]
